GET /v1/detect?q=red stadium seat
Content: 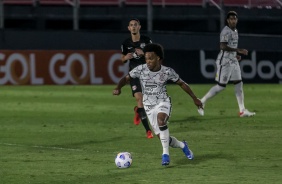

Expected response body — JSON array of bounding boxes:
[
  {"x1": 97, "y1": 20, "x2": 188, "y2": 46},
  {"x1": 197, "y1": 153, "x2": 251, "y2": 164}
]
[
  {"x1": 3, "y1": 0, "x2": 35, "y2": 5},
  {"x1": 159, "y1": 0, "x2": 203, "y2": 6},
  {"x1": 37, "y1": 0, "x2": 122, "y2": 6},
  {"x1": 3, "y1": 0, "x2": 280, "y2": 8},
  {"x1": 79, "y1": 0, "x2": 122, "y2": 6},
  {"x1": 249, "y1": 0, "x2": 281, "y2": 8},
  {"x1": 210, "y1": 0, "x2": 249, "y2": 6},
  {"x1": 210, "y1": 0, "x2": 280, "y2": 8},
  {"x1": 124, "y1": 0, "x2": 202, "y2": 6},
  {"x1": 39, "y1": 0, "x2": 68, "y2": 5}
]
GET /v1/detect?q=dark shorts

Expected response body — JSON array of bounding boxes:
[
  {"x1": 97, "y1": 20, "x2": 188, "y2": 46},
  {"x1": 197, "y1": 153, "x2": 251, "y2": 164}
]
[{"x1": 130, "y1": 78, "x2": 142, "y2": 97}]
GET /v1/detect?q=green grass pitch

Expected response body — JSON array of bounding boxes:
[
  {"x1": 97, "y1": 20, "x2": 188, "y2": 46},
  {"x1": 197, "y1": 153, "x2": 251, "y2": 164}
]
[{"x1": 0, "y1": 84, "x2": 281, "y2": 184}]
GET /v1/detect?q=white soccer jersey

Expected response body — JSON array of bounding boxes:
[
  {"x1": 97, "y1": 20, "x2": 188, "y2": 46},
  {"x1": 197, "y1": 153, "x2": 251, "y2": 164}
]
[
  {"x1": 129, "y1": 64, "x2": 179, "y2": 106},
  {"x1": 216, "y1": 26, "x2": 239, "y2": 63}
]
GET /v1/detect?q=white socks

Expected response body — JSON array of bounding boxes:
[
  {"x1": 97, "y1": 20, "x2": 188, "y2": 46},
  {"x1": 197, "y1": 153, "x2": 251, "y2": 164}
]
[
  {"x1": 235, "y1": 82, "x2": 245, "y2": 112},
  {"x1": 159, "y1": 128, "x2": 170, "y2": 155},
  {"x1": 160, "y1": 130, "x2": 185, "y2": 156},
  {"x1": 201, "y1": 84, "x2": 225, "y2": 104},
  {"x1": 201, "y1": 82, "x2": 245, "y2": 113},
  {"x1": 169, "y1": 136, "x2": 184, "y2": 149}
]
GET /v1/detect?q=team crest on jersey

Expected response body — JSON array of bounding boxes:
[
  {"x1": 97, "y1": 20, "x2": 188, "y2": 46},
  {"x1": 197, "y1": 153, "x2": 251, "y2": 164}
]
[{"x1": 140, "y1": 43, "x2": 146, "y2": 48}]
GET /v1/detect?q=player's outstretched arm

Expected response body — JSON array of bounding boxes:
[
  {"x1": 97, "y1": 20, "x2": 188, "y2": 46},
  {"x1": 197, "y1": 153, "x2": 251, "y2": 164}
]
[
  {"x1": 176, "y1": 79, "x2": 203, "y2": 108},
  {"x1": 113, "y1": 75, "x2": 130, "y2": 96}
]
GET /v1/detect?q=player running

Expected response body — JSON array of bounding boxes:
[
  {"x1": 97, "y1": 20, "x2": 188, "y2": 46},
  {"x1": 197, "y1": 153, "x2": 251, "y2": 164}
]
[
  {"x1": 121, "y1": 18, "x2": 153, "y2": 138},
  {"x1": 114, "y1": 43, "x2": 203, "y2": 166},
  {"x1": 198, "y1": 11, "x2": 256, "y2": 117}
]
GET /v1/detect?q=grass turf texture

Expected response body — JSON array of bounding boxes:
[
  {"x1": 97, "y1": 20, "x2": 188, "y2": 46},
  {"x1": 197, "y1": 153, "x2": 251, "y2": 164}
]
[{"x1": 0, "y1": 84, "x2": 281, "y2": 184}]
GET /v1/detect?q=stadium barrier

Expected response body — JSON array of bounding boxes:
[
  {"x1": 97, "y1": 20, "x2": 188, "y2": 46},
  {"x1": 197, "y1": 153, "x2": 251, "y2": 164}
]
[
  {"x1": 0, "y1": 50, "x2": 281, "y2": 85},
  {"x1": 0, "y1": 50, "x2": 127, "y2": 85}
]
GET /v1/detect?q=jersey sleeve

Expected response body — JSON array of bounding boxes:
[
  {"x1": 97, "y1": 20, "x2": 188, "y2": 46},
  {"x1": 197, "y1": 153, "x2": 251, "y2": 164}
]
[
  {"x1": 168, "y1": 68, "x2": 179, "y2": 82},
  {"x1": 121, "y1": 42, "x2": 128, "y2": 55},
  {"x1": 220, "y1": 28, "x2": 230, "y2": 43},
  {"x1": 129, "y1": 65, "x2": 142, "y2": 79}
]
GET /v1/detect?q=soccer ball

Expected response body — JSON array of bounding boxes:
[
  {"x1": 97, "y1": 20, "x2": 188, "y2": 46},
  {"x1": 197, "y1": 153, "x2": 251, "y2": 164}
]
[{"x1": 115, "y1": 152, "x2": 132, "y2": 169}]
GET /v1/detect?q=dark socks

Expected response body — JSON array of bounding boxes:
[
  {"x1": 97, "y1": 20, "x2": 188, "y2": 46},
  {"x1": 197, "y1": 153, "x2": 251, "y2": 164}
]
[{"x1": 137, "y1": 108, "x2": 151, "y2": 132}]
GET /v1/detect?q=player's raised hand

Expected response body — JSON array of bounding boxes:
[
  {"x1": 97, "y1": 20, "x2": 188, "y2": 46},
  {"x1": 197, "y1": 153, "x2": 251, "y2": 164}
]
[
  {"x1": 135, "y1": 48, "x2": 144, "y2": 56},
  {"x1": 236, "y1": 55, "x2": 242, "y2": 61},
  {"x1": 237, "y1": 49, "x2": 248, "y2": 55},
  {"x1": 113, "y1": 88, "x2": 121, "y2": 95},
  {"x1": 125, "y1": 53, "x2": 134, "y2": 60}
]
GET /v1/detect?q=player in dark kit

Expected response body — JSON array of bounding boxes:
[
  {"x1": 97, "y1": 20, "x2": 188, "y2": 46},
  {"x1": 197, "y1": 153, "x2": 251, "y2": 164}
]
[{"x1": 121, "y1": 18, "x2": 153, "y2": 139}]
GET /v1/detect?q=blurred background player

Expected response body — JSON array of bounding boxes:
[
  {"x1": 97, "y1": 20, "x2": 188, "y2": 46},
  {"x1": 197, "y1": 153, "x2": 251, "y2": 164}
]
[
  {"x1": 198, "y1": 11, "x2": 256, "y2": 117},
  {"x1": 113, "y1": 43, "x2": 202, "y2": 165},
  {"x1": 121, "y1": 18, "x2": 153, "y2": 138}
]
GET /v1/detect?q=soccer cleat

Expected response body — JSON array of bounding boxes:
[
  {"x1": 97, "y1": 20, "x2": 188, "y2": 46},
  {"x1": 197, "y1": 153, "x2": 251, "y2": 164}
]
[
  {"x1": 161, "y1": 154, "x2": 170, "y2": 166},
  {"x1": 182, "y1": 141, "x2": 194, "y2": 160},
  {"x1": 198, "y1": 107, "x2": 204, "y2": 116},
  {"x1": 239, "y1": 109, "x2": 256, "y2": 117},
  {"x1": 146, "y1": 130, "x2": 154, "y2": 139},
  {"x1": 197, "y1": 100, "x2": 205, "y2": 116},
  {"x1": 133, "y1": 106, "x2": 141, "y2": 125}
]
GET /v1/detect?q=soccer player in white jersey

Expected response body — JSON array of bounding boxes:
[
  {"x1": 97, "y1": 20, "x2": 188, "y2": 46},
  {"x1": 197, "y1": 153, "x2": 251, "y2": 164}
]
[
  {"x1": 197, "y1": 11, "x2": 256, "y2": 118},
  {"x1": 113, "y1": 43, "x2": 203, "y2": 166}
]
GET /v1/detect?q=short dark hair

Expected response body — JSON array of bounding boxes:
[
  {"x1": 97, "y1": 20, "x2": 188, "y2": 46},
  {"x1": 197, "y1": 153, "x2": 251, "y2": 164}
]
[
  {"x1": 226, "y1": 11, "x2": 238, "y2": 19},
  {"x1": 129, "y1": 18, "x2": 140, "y2": 25},
  {"x1": 144, "y1": 43, "x2": 164, "y2": 60}
]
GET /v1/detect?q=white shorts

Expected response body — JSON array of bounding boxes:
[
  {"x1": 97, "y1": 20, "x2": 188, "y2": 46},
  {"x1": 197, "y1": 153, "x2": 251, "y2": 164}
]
[
  {"x1": 215, "y1": 60, "x2": 242, "y2": 84},
  {"x1": 144, "y1": 101, "x2": 172, "y2": 135}
]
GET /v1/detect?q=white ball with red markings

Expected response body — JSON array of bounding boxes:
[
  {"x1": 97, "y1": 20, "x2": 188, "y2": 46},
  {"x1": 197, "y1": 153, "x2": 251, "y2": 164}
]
[{"x1": 115, "y1": 152, "x2": 132, "y2": 169}]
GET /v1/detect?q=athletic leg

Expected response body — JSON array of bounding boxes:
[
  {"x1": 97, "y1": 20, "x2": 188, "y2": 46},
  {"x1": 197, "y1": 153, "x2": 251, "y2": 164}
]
[
  {"x1": 131, "y1": 79, "x2": 153, "y2": 138},
  {"x1": 230, "y1": 63, "x2": 255, "y2": 117},
  {"x1": 201, "y1": 84, "x2": 226, "y2": 104},
  {"x1": 198, "y1": 63, "x2": 230, "y2": 116},
  {"x1": 234, "y1": 80, "x2": 245, "y2": 112},
  {"x1": 158, "y1": 112, "x2": 170, "y2": 165}
]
